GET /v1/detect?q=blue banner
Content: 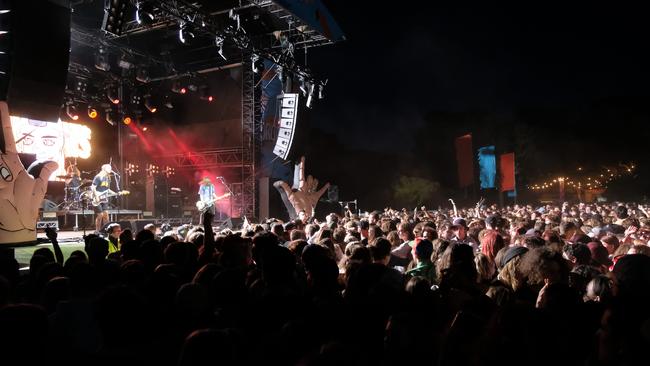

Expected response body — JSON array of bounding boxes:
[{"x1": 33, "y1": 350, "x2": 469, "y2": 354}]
[{"x1": 478, "y1": 146, "x2": 496, "y2": 189}]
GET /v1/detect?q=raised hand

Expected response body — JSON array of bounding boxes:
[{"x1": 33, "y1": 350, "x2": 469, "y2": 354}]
[
  {"x1": 273, "y1": 156, "x2": 330, "y2": 219},
  {"x1": 0, "y1": 102, "x2": 58, "y2": 245}
]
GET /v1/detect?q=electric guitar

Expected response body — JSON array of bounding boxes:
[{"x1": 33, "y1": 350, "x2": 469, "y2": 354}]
[
  {"x1": 91, "y1": 189, "x2": 130, "y2": 206},
  {"x1": 196, "y1": 193, "x2": 231, "y2": 212}
]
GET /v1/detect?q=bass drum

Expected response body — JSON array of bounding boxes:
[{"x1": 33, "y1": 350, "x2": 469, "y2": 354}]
[{"x1": 79, "y1": 188, "x2": 95, "y2": 209}]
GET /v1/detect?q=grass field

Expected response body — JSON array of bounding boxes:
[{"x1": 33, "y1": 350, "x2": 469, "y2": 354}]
[{"x1": 13, "y1": 242, "x2": 86, "y2": 267}]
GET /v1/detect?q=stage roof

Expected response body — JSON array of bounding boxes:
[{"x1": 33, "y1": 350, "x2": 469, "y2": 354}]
[{"x1": 66, "y1": 0, "x2": 344, "y2": 110}]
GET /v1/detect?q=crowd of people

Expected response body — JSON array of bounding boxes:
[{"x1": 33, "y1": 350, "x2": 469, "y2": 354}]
[{"x1": 1, "y1": 201, "x2": 650, "y2": 365}]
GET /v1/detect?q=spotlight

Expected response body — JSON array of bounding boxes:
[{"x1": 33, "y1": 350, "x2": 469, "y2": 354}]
[
  {"x1": 118, "y1": 53, "x2": 134, "y2": 69},
  {"x1": 299, "y1": 76, "x2": 307, "y2": 96},
  {"x1": 215, "y1": 36, "x2": 226, "y2": 60},
  {"x1": 75, "y1": 77, "x2": 88, "y2": 93},
  {"x1": 164, "y1": 95, "x2": 174, "y2": 109},
  {"x1": 131, "y1": 93, "x2": 142, "y2": 106},
  {"x1": 107, "y1": 87, "x2": 120, "y2": 104},
  {"x1": 305, "y1": 82, "x2": 315, "y2": 108},
  {"x1": 136, "y1": 66, "x2": 150, "y2": 83},
  {"x1": 123, "y1": 116, "x2": 132, "y2": 125},
  {"x1": 251, "y1": 54, "x2": 260, "y2": 73},
  {"x1": 171, "y1": 80, "x2": 186, "y2": 94},
  {"x1": 178, "y1": 21, "x2": 195, "y2": 44},
  {"x1": 87, "y1": 106, "x2": 98, "y2": 119},
  {"x1": 199, "y1": 86, "x2": 213, "y2": 102},
  {"x1": 144, "y1": 95, "x2": 157, "y2": 113},
  {"x1": 142, "y1": 126, "x2": 148, "y2": 132},
  {"x1": 66, "y1": 104, "x2": 79, "y2": 121},
  {"x1": 135, "y1": 1, "x2": 154, "y2": 25},
  {"x1": 318, "y1": 81, "x2": 326, "y2": 99},
  {"x1": 105, "y1": 111, "x2": 116, "y2": 126},
  {"x1": 95, "y1": 48, "x2": 110, "y2": 72}
]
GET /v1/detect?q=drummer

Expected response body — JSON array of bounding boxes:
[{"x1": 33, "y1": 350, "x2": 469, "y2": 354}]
[{"x1": 65, "y1": 158, "x2": 81, "y2": 188}]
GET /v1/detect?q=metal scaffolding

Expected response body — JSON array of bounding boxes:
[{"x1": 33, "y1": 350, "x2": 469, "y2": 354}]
[
  {"x1": 239, "y1": 54, "x2": 262, "y2": 219},
  {"x1": 165, "y1": 148, "x2": 247, "y2": 169}
]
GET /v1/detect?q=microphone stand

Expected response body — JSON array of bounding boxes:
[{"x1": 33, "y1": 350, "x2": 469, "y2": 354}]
[
  {"x1": 110, "y1": 160, "x2": 122, "y2": 220},
  {"x1": 217, "y1": 177, "x2": 235, "y2": 221}
]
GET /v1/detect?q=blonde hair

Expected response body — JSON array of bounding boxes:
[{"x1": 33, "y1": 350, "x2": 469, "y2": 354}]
[{"x1": 497, "y1": 255, "x2": 524, "y2": 291}]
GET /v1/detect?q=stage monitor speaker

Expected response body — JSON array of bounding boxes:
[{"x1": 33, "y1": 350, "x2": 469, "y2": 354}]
[
  {"x1": 0, "y1": 0, "x2": 71, "y2": 121},
  {"x1": 168, "y1": 196, "x2": 182, "y2": 218}
]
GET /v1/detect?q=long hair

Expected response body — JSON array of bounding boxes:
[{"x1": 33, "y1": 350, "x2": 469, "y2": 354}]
[{"x1": 480, "y1": 231, "x2": 505, "y2": 265}]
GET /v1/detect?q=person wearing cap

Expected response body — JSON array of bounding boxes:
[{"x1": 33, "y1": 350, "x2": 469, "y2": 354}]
[
  {"x1": 451, "y1": 217, "x2": 479, "y2": 251},
  {"x1": 485, "y1": 215, "x2": 500, "y2": 231},
  {"x1": 405, "y1": 238, "x2": 436, "y2": 284}
]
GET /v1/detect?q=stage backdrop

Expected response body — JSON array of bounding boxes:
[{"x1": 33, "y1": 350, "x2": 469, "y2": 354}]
[
  {"x1": 10, "y1": 115, "x2": 92, "y2": 180},
  {"x1": 478, "y1": 146, "x2": 496, "y2": 189},
  {"x1": 455, "y1": 134, "x2": 474, "y2": 188}
]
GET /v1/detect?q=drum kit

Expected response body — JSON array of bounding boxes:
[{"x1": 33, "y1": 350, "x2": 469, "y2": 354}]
[{"x1": 56, "y1": 173, "x2": 93, "y2": 210}]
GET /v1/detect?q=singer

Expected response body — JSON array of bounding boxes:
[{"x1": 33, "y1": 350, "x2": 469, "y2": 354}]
[{"x1": 90, "y1": 164, "x2": 112, "y2": 233}]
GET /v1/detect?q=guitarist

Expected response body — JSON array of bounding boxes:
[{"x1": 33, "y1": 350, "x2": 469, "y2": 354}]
[
  {"x1": 198, "y1": 177, "x2": 218, "y2": 223},
  {"x1": 91, "y1": 164, "x2": 113, "y2": 233}
]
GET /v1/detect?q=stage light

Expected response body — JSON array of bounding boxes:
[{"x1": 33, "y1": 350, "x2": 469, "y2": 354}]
[
  {"x1": 135, "y1": 1, "x2": 154, "y2": 25},
  {"x1": 144, "y1": 96, "x2": 157, "y2": 113},
  {"x1": 215, "y1": 35, "x2": 226, "y2": 60},
  {"x1": 66, "y1": 104, "x2": 79, "y2": 121},
  {"x1": 87, "y1": 106, "x2": 98, "y2": 119},
  {"x1": 95, "y1": 48, "x2": 110, "y2": 72},
  {"x1": 298, "y1": 75, "x2": 307, "y2": 96},
  {"x1": 251, "y1": 54, "x2": 260, "y2": 73},
  {"x1": 136, "y1": 66, "x2": 150, "y2": 83},
  {"x1": 123, "y1": 116, "x2": 132, "y2": 125},
  {"x1": 75, "y1": 77, "x2": 88, "y2": 93},
  {"x1": 118, "y1": 53, "x2": 134, "y2": 69},
  {"x1": 105, "y1": 111, "x2": 116, "y2": 126},
  {"x1": 199, "y1": 85, "x2": 213, "y2": 102},
  {"x1": 305, "y1": 82, "x2": 315, "y2": 108},
  {"x1": 131, "y1": 93, "x2": 142, "y2": 106},
  {"x1": 178, "y1": 21, "x2": 195, "y2": 44},
  {"x1": 142, "y1": 126, "x2": 148, "y2": 131},
  {"x1": 107, "y1": 88, "x2": 120, "y2": 104},
  {"x1": 171, "y1": 80, "x2": 186, "y2": 94},
  {"x1": 317, "y1": 85, "x2": 324, "y2": 99}
]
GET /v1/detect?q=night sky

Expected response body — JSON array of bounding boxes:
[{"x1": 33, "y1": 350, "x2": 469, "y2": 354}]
[{"x1": 296, "y1": 3, "x2": 650, "y2": 208}]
